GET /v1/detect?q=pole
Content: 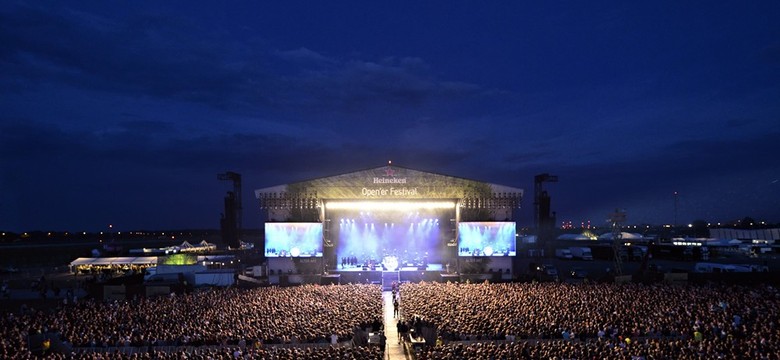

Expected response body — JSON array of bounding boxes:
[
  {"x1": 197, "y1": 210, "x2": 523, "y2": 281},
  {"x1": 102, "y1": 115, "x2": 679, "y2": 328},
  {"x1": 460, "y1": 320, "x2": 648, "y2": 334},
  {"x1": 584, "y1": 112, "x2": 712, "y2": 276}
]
[{"x1": 673, "y1": 191, "x2": 679, "y2": 227}]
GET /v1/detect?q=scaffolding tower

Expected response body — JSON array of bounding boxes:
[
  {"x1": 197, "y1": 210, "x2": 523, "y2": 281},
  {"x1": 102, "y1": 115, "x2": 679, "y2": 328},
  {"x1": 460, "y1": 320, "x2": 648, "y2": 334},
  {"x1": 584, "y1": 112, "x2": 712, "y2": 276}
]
[{"x1": 609, "y1": 209, "x2": 627, "y2": 276}]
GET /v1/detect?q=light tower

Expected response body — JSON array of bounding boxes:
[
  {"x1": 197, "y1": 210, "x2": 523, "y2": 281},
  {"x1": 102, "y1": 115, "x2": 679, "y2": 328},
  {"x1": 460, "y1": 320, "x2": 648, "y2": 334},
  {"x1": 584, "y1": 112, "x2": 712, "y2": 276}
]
[
  {"x1": 609, "y1": 208, "x2": 627, "y2": 277},
  {"x1": 218, "y1": 171, "x2": 242, "y2": 248},
  {"x1": 673, "y1": 191, "x2": 679, "y2": 228},
  {"x1": 534, "y1": 173, "x2": 558, "y2": 254},
  {"x1": 533, "y1": 174, "x2": 558, "y2": 230}
]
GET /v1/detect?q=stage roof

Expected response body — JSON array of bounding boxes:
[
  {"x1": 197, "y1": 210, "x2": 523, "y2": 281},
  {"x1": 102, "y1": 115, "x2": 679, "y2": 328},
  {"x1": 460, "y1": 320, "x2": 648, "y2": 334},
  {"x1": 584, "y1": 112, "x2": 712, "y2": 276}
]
[{"x1": 255, "y1": 164, "x2": 523, "y2": 207}]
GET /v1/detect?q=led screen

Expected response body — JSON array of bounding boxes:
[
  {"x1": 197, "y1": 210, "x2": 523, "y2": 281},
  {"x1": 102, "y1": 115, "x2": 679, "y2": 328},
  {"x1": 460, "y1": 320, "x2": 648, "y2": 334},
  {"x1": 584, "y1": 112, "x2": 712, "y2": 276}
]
[
  {"x1": 264, "y1": 222, "x2": 323, "y2": 257},
  {"x1": 458, "y1": 221, "x2": 516, "y2": 257},
  {"x1": 332, "y1": 211, "x2": 448, "y2": 268}
]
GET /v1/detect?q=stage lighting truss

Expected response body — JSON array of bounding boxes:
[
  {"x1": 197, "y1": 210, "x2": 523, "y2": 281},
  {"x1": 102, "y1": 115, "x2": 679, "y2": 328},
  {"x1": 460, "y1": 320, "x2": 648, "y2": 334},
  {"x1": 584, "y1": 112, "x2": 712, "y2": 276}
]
[
  {"x1": 258, "y1": 192, "x2": 320, "y2": 210},
  {"x1": 324, "y1": 201, "x2": 456, "y2": 211},
  {"x1": 258, "y1": 192, "x2": 520, "y2": 210},
  {"x1": 460, "y1": 193, "x2": 522, "y2": 209}
]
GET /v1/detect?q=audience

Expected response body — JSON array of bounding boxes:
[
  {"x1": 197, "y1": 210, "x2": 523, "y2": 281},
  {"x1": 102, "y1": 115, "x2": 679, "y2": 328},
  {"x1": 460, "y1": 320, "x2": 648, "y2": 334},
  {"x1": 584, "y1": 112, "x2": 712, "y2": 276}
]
[
  {"x1": 0, "y1": 284, "x2": 382, "y2": 359},
  {"x1": 2, "y1": 280, "x2": 778, "y2": 359},
  {"x1": 402, "y1": 281, "x2": 780, "y2": 360}
]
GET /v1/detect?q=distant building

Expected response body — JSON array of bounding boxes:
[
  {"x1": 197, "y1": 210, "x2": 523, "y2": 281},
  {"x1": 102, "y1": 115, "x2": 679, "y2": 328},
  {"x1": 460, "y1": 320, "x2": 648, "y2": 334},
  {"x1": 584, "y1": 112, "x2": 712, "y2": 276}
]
[{"x1": 709, "y1": 228, "x2": 780, "y2": 243}]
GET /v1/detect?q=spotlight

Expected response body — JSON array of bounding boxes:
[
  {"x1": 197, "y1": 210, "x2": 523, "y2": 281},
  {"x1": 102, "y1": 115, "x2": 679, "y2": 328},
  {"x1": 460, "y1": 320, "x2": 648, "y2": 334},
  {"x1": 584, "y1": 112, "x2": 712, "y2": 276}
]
[
  {"x1": 382, "y1": 256, "x2": 399, "y2": 271},
  {"x1": 290, "y1": 247, "x2": 301, "y2": 257},
  {"x1": 483, "y1": 246, "x2": 494, "y2": 256}
]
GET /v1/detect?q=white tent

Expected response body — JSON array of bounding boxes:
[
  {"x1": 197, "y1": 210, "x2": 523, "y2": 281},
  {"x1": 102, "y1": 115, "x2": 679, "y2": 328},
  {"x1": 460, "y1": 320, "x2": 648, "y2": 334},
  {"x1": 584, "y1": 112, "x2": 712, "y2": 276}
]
[
  {"x1": 131, "y1": 257, "x2": 158, "y2": 265},
  {"x1": 598, "y1": 232, "x2": 644, "y2": 241},
  {"x1": 69, "y1": 257, "x2": 98, "y2": 266},
  {"x1": 178, "y1": 240, "x2": 216, "y2": 253},
  {"x1": 90, "y1": 258, "x2": 117, "y2": 265},
  {"x1": 69, "y1": 256, "x2": 159, "y2": 268},
  {"x1": 197, "y1": 255, "x2": 234, "y2": 264},
  {"x1": 557, "y1": 233, "x2": 593, "y2": 241},
  {"x1": 112, "y1": 257, "x2": 138, "y2": 265}
]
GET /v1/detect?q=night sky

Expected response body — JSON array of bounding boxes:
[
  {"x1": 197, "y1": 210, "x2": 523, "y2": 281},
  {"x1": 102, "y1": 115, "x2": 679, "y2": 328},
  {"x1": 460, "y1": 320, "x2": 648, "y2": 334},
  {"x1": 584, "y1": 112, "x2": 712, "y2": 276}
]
[{"x1": 1, "y1": 1, "x2": 779, "y2": 232}]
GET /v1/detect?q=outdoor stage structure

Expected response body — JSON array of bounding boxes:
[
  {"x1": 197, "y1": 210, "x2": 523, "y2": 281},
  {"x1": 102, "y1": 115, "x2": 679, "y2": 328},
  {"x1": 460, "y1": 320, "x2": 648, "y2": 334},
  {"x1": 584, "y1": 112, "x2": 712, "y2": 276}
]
[{"x1": 255, "y1": 163, "x2": 523, "y2": 288}]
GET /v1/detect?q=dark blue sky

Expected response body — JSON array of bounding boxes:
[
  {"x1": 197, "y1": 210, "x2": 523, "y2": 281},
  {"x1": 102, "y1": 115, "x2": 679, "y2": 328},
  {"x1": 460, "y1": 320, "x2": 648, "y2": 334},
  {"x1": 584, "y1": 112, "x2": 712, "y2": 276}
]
[{"x1": 1, "y1": 1, "x2": 779, "y2": 232}]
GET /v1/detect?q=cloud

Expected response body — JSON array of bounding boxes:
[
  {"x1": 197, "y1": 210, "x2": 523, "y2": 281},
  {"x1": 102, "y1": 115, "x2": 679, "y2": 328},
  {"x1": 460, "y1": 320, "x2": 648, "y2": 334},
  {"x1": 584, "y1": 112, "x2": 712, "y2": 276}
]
[
  {"x1": 3, "y1": 2, "x2": 778, "y2": 230},
  {"x1": 118, "y1": 120, "x2": 175, "y2": 134},
  {"x1": 0, "y1": 120, "x2": 473, "y2": 186},
  {"x1": 0, "y1": 3, "x2": 486, "y2": 120},
  {"x1": 513, "y1": 131, "x2": 780, "y2": 223},
  {"x1": 274, "y1": 47, "x2": 336, "y2": 65},
  {"x1": 3, "y1": 116, "x2": 778, "y2": 230},
  {"x1": 0, "y1": 3, "x2": 269, "y2": 109},
  {"x1": 270, "y1": 55, "x2": 484, "y2": 117},
  {"x1": 0, "y1": 121, "x2": 88, "y2": 162}
]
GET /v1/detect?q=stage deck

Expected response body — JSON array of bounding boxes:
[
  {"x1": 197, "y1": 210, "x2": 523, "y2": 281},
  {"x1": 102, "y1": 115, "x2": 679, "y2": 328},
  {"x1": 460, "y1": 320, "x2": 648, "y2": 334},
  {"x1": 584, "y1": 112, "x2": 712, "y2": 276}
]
[{"x1": 328, "y1": 264, "x2": 448, "y2": 289}]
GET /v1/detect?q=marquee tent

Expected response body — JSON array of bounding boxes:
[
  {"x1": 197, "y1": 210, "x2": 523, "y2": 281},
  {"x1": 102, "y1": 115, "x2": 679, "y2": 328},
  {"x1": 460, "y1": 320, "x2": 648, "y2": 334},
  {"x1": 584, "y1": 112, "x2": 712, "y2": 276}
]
[{"x1": 69, "y1": 256, "x2": 158, "y2": 269}]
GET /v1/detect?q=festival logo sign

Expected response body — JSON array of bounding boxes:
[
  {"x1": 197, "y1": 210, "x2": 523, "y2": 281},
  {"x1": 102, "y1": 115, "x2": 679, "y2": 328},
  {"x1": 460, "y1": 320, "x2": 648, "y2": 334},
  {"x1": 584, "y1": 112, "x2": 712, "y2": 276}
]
[
  {"x1": 372, "y1": 165, "x2": 408, "y2": 184},
  {"x1": 362, "y1": 164, "x2": 418, "y2": 197}
]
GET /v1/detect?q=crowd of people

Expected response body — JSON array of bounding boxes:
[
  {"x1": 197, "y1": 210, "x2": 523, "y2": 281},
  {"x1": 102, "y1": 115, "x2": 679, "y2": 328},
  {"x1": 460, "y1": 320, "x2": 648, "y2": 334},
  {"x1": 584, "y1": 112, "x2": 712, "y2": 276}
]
[
  {"x1": 3, "y1": 279, "x2": 780, "y2": 359},
  {"x1": 0, "y1": 284, "x2": 382, "y2": 359},
  {"x1": 75, "y1": 345, "x2": 383, "y2": 360},
  {"x1": 13, "y1": 346, "x2": 383, "y2": 360},
  {"x1": 401, "y1": 281, "x2": 780, "y2": 359},
  {"x1": 414, "y1": 337, "x2": 780, "y2": 360}
]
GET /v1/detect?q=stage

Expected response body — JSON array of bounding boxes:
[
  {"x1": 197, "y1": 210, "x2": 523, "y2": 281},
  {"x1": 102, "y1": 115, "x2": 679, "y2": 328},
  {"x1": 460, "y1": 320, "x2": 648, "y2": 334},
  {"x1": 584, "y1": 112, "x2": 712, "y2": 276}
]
[
  {"x1": 256, "y1": 164, "x2": 523, "y2": 287},
  {"x1": 264, "y1": 261, "x2": 511, "y2": 288},
  {"x1": 264, "y1": 262, "x2": 455, "y2": 288},
  {"x1": 334, "y1": 263, "x2": 445, "y2": 272},
  {"x1": 330, "y1": 263, "x2": 448, "y2": 288}
]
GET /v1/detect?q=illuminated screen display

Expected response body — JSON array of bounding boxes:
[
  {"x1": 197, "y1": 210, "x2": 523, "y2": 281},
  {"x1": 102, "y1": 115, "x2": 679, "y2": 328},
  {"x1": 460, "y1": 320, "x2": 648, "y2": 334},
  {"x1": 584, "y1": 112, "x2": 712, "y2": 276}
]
[
  {"x1": 264, "y1": 222, "x2": 323, "y2": 257},
  {"x1": 458, "y1": 221, "x2": 516, "y2": 257}
]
